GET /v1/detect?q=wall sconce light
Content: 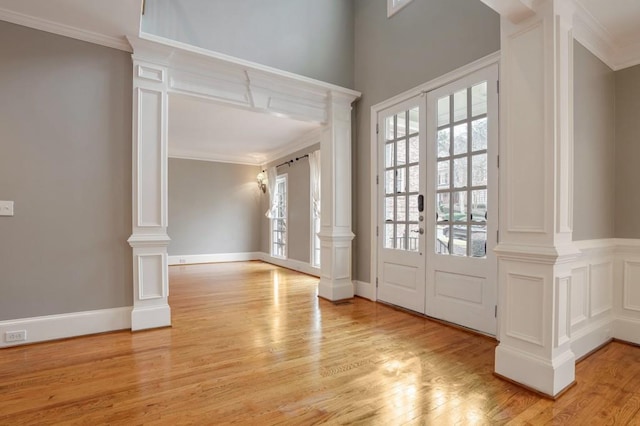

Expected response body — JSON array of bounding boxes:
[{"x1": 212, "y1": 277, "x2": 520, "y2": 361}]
[{"x1": 257, "y1": 172, "x2": 266, "y2": 193}]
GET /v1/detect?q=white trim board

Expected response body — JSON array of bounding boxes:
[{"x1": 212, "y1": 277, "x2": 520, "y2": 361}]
[
  {"x1": 168, "y1": 252, "x2": 321, "y2": 279},
  {"x1": 0, "y1": 7, "x2": 133, "y2": 52},
  {"x1": 614, "y1": 317, "x2": 640, "y2": 346},
  {"x1": 168, "y1": 252, "x2": 261, "y2": 266},
  {"x1": 354, "y1": 280, "x2": 375, "y2": 301},
  {"x1": 0, "y1": 307, "x2": 132, "y2": 348},
  {"x1": 257, "y1": 253, "x2": 320, "y2": 278}
]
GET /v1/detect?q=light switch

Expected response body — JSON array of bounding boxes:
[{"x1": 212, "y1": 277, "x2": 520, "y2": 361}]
[{"x1": 0, "y1": 201, "x2": 14, "y2": 217}]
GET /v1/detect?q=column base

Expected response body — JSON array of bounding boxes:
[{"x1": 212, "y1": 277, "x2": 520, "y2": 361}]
[
  {"x1": 318, "y1": 277, "x2": 354, "y2": 301},
  {"x1": 495, "y1": 344, "x2": 575, "y2": 397},
  {"x1": 131, "y1": 305, "x2": 171, "y2": 331}
]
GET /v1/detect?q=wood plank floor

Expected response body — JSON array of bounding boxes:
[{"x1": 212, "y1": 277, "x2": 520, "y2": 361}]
[{"x1": 1, "y1": 261, "x2": 639, "y2": 425}]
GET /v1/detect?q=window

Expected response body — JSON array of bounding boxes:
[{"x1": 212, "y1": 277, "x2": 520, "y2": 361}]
[
  {"x1": 271, "y1": 174, "x2": 288, "y2": 259},
  {"x1": 309, "y1": 150, "x2": 321, "y2": 268},
  {"x1": 387, "y1": 0, "x2": 414, "y2": 17},
  {"x1": 311, "y1": 214, "x2": 321, "y2": 268}
]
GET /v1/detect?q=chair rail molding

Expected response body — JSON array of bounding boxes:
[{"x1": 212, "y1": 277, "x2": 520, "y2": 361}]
[{"x1": 127, "y1": 34, "x2": 360, "y2": 329}]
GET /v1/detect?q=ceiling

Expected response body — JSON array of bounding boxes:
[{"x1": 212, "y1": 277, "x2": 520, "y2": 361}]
[
  {"x1": 0, "y1": 0, "x2": 639, "y2": 163},
  {"x1": 168, "y1": 94, "x2": 322, "y2": 165}
]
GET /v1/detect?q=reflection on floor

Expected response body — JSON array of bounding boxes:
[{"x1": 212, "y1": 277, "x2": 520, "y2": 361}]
[{"x1": 1, "y1": 261, "x2": 639, "y2": 424}]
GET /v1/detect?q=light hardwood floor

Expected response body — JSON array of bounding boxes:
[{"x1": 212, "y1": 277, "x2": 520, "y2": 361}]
[{"x1": 1, "y1": 261, "x2": 639, "y2": 425}]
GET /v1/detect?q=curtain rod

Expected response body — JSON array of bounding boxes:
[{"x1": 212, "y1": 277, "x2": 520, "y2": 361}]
[{"x1": 275, "y1": 154, "x2": 309, "y2": 169}]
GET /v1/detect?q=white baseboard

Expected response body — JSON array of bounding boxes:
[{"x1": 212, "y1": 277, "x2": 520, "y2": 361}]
[
  {"x1": 0, "y1": 307, "x2": 132, "y2": 348},
  {"x1": 257, "y1": 252, "x2": 320, "y2": 277},
  {"x1": 571, "y1": 319, "x2": 613, "y2": 360},
  {"x1": 354, "y1": 280, "x2": 375, "y2": 301},
  {"x1": 132, "y1": 305, "x2": 171, "y2": 331},
  {"x1": 614, "y1": 317, "x2": 640, "y2": 345},
  {"x1": 495, "y1": 344, "x2": 575, "y2": 397},
  {"x1": 168, "y1": 252, "x2": 260, "y2": 266}
]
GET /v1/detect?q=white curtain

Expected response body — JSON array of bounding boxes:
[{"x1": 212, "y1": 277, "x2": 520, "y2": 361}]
[
  {"x1": 265, "y1": 166, "x2": 277, "y2": 218},
  {"x1": 309, "y1": 150, "x2": 321, "y2": 219}
]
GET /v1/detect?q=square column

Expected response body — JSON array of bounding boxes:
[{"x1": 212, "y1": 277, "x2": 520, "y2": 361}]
[
  {"x1": 128, "y1": 59, "x2": 171, "y2": 331},
  {"x1": 494, "y1": 0, "x2": 579, "y2": 397},
  {"x1": 317, "y1": 92, "x2": 356, "y2": 301}
]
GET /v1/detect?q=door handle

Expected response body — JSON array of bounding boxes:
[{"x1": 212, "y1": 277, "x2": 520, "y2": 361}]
[
  {"x1": 419, "y1": 228, "x2": 424, "y2": 235},
  {"x1": 418, "y1": 194, "x2": 424, "y2": 212}
]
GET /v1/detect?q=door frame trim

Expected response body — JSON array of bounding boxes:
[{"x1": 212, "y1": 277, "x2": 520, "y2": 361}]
[{"x1": 369, "y1": 51, "x2": 501, "y2": 301}]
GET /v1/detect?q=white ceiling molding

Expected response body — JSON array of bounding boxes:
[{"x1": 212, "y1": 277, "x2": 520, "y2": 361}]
[
  {"x1": 168, "y1": 126, "x2": 326, "y2": 167},
  {"x1": 263, "y1": 127, "x2": 326, "y2": 166},
  {"x1": 573, "y1": 1, "x2": 640, "y2": 71},
  {"x1": 478, "y1": 0, "x2": 536, "y2": 24},
  {"x1": 0, "y1": 6, "x2": 132, "y2": 52},
  {"x1": 131, "y1": 33, "x2": 359, "y2": 166},
  {"x1": 614, "y1": 39, "x2": 640, "y2": 70},
  {"x1": 131, "y1": 33, "x2": 360, "y2": 119},
  {"x1": 387, "y1": 0, "x2": 415, "y2": 18},
  {"x1": 167, "y1": 149, "x2": 263, "y2": 166}
]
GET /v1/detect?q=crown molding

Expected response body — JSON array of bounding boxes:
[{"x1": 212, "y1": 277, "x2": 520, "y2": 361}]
[
  {"x1": 263, "y1": 127, "x2": 325, "y2": 165},
  {"x1": 573, "y1": 1, "x2": 640, "y2": 71},
  {"x1": 0, "y1": 7, "x2": 132, "y2": 52},
  {"x1": 168, "y1": 149, "x2": 263, "y2": 166},
  {"x1": 615, "y1": 39, "x2": 640, "y2": 70},
  {"x1": 168, "y1": 126, "x2": 325, "y2": 167}
]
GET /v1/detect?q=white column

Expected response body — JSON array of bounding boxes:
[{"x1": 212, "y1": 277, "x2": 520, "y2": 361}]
[
  {"x1": 127, "y1": 60, "x2": 171, "y2": 331},
  {"x1": 318, "y1": 92, "x2": 356, "y2": 301},
  {"x1": 494, "y1": 0, "x2": 579, "y2": 397}
]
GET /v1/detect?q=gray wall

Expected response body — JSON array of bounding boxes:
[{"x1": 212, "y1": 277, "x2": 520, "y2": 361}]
[
  {"x1": 168, "y1": 159, "x2": 262, "y2": 255},
  {"x1": 0, "y1": 21, "x2": 132, "y2": 321},
  {"x1": 352, "y1": 0, "x2": 500, "y2": 282},
  {"x1": 261, "y1": 143, "x2": 320, "y2": 263},
  {"x1": 573, "y1": 41, "x2": 616, "y2": 241},
  {"x1": 142, "y1": 0, "x2": 354, "y2": 88},
  {"x1": 615, "y1": 64, "x2": 640, "y2": 238}
]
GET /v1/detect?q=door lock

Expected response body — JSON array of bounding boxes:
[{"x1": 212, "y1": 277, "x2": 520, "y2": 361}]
[{"x1": 419, "y1": 215, "x2": 424, "y2": 222}]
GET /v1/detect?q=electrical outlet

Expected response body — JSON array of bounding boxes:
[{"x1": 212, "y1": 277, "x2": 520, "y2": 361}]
[
  {"x1": 5, "y1": 330, "x2": 27, "y2": 342},
  {"x1": 0, "y1": 200, "x2": 14, "y2": 217}
]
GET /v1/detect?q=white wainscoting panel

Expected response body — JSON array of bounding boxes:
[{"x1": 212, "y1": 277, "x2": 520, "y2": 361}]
[
  {"x1": 570, "y1": 239, "x2": 628, "y2": 358},
  {"x1": 570, "y1": 265, "x2": 589, "y2": 330},
  {"x1": 138, "y1": 254, "x2": 164, "y2": 300},
  {"x1": 589, "y1": 261, "x2": 613, "y2": 317},
  {"x1": 623, "y1": 261, "x2": 640, "y2": 312},
  {"x1": 505, "y1": 22, "x2": 547, "y2": 235},
  {"x1": 136, "y1": 88, "x2": 164, "y2": 228},
  {"x1": 0, "y1": 307, "x2": 132, "y2": 348},
  {"x1": 506, "y1": 273, "x2": 545, "y2": 346}
]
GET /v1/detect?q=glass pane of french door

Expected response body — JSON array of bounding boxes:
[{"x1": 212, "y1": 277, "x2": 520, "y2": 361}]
[
  {"x1": 435, "y1": 81, "x2": 488, "y2": 258},
  {"x1": 383, "y1": 106, "x2": 420, "y2": 252}
]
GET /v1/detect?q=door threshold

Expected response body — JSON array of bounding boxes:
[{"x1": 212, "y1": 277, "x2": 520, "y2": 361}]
[{"x1": 376, "y1": 300, "x2": 497, "y2": 342}]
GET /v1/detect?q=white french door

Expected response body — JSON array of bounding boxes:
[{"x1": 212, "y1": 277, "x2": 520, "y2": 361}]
[
  {"x1": 425, "y1": 64, "x2": 498, "y2": 335},
  {"x1": 376, "y1": 64, "x2": 499, "y2": 335},
  {"x1": 377, "y1": 97, "x2": 426, "y2": 313}
]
